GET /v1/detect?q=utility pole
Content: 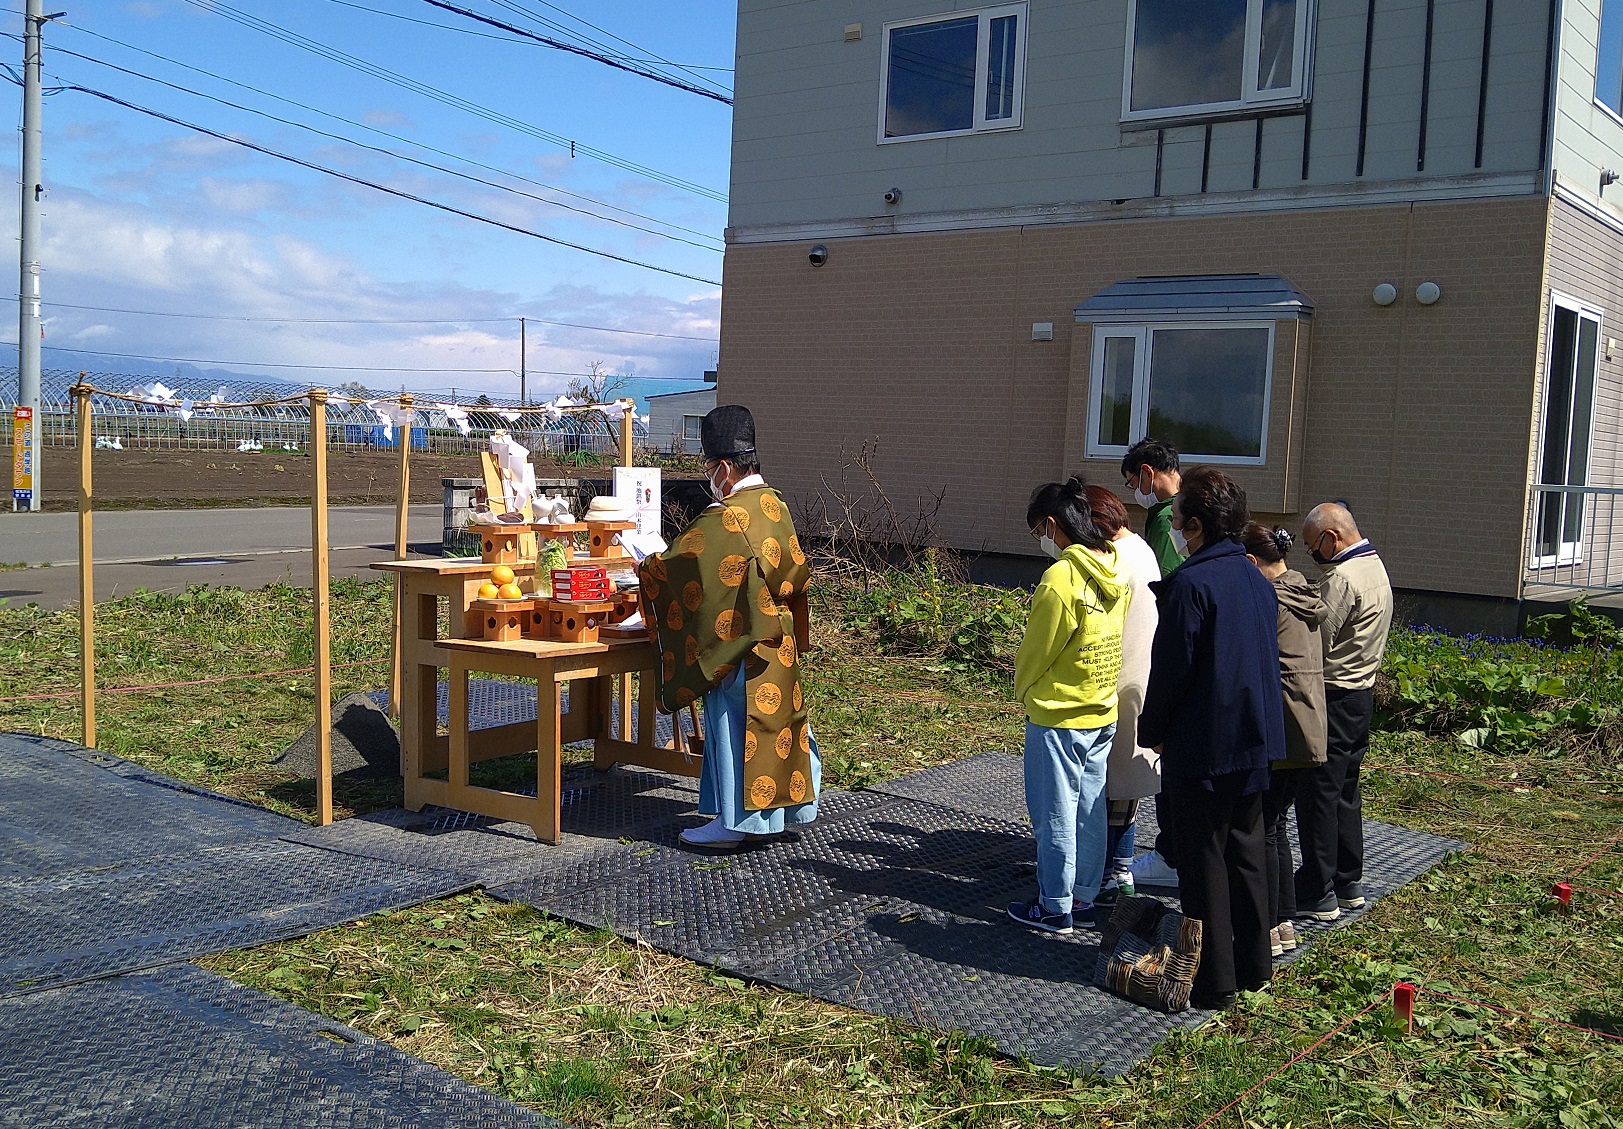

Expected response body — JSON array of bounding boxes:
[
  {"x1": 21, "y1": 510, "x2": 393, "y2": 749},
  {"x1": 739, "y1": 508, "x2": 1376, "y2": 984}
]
[
  {"x1": 518, "y1": 316, "x2": 527, "y2": 406},
  {"x1": 13, "y1": 0, "x2": 52, "y2": 513}
]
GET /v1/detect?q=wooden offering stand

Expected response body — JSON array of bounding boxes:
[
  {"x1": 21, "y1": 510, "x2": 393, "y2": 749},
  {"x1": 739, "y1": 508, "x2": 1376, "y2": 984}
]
[
  {"x1": 466, "y1": 523, "x2": 525, "y2": 566},
  {"x1": 536, "y1": 598, "x2": 615, "y2": 643},
  {"x1": 470, "y1": 597, "x2": 534, "y2": 642},
  {"x1": 586, "y1": 520, "x2": 637, "y2": 559}
]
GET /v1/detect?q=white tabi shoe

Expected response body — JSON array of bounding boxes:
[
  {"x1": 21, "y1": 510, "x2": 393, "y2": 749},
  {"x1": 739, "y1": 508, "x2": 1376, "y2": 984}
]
[{"x1": 678, "y1": 816, "x2": 746, "y2": 851}]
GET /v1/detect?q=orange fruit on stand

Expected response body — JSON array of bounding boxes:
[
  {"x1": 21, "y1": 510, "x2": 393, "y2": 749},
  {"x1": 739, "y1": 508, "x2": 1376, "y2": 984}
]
[
  {"x1": 478, "y1": 582, "x2": 500, "y2": 599},
  {"x1": 491, "y1": 565, "x2": 516, "y2": 586},
  {"x1": 496, "y1": 582, "x2": 523, "y2": 600}
]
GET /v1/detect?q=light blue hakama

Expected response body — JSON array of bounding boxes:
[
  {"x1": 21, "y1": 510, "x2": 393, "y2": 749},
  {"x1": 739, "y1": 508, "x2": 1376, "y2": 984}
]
[{"x1": 697, "y1": 665, "x2": 821, "y2": 833}]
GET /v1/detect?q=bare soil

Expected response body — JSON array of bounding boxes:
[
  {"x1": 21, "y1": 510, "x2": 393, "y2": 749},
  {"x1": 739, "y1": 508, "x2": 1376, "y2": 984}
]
[{"x1": 7, "y1": 445, "x2": 694, "y2": 511}]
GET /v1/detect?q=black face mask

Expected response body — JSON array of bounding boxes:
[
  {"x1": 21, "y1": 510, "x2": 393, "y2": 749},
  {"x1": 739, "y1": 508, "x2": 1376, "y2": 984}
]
[{"x1": 1309, "y1": 535, "x2": 1334, "y2": 566}]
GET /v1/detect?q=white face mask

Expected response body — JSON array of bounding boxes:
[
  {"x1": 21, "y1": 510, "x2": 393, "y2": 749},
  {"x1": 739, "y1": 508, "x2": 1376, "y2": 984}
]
[
  {"x1": 1132, "y1": 485, "x2": 1159, "y2": 510},
  {"x1": 1039, "y1": 534, "x2": 1061, "y2": 560},
  {"x1": 1170, "y1": 526, "x2": 1190, "y2": 557},
  {"x1": 707, "y1": 466, "x2": 729, "y2": 503}
]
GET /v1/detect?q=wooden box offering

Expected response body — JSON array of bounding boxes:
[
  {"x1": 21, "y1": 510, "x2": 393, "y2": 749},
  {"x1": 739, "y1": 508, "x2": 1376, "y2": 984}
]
[
  {"x1": 586, "y1": 520, "x2": 638, "y2": 559},
  {"x1": 538, "y1": 598, "x2": 615, "y2": 643},
  {"x1": 470, "y1": 597, "x2": 534, "y2": 642},
  {"x1": 468, "y1": 523, "x2": 522, "y2": 566}
]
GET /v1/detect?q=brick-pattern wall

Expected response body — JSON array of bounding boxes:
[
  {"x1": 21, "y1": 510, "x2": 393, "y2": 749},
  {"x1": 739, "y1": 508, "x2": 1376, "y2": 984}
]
[{"x1": 718, "y1": 197, "x2": 1549, "y2": 599}]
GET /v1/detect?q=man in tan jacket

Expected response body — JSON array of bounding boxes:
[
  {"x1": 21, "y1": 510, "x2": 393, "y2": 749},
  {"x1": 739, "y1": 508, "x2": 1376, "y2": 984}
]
[{"x1": 1295, "y1": 502, "x2": 1393, "y2": 922}]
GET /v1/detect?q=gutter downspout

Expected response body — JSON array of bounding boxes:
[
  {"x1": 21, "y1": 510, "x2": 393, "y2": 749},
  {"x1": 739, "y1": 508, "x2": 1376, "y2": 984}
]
[{"x1": 1539, "y1": 0, "x2": 1563, "y2": 197}]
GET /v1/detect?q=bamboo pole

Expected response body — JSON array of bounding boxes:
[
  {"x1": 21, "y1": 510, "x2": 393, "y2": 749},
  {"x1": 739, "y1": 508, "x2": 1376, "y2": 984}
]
[
  {"x1": 309, "y1": 390, "x2": 333, "y2": 825},
  {"x1": 389, "y1": 393, "x2": 414, "y2": 719},
  {"x1": 74, "y1": 382, "x2": 95, "y2": 748},
  {"x1": 619, "y1": 398, "x2": 634, "y2": 469}
]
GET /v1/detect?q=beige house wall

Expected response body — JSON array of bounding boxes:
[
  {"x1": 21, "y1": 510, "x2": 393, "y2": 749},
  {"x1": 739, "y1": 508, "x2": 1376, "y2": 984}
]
[{"x1": 718, "y1": 196, "x2": 1549, "y2": 600}]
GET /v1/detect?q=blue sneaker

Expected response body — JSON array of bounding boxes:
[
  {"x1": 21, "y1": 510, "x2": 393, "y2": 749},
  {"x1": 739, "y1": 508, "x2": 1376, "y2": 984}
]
[{"x1": 1007, "y1": 898, "x2": 1073, "y2": 934}]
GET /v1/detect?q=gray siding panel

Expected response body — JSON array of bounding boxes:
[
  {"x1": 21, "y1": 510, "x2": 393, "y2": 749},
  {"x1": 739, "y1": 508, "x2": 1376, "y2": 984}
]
[
  {"x1": 730, "y1": 0, "x2": 1553, "y2": 230},
  {"x1": 1551, "y1": 1, "x2": 1623, "y2": 222}
]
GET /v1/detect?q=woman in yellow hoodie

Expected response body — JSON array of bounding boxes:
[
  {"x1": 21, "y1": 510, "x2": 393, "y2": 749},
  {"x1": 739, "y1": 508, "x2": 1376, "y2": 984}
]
[{"x1": 1008, "y1": 476, "x2": 1131, "y2": 934}]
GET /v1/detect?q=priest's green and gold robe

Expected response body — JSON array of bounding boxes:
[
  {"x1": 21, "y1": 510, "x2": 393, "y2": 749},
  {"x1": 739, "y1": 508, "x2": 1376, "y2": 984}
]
[{"x1": 638, "y1": 481, "x2": 819, "y2": 828}]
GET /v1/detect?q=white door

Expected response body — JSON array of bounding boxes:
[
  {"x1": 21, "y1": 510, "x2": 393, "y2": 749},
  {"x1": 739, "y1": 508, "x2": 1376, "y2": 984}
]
[{"x1": 1532, "y1": 295, "x2": 1602, "y2": 566}]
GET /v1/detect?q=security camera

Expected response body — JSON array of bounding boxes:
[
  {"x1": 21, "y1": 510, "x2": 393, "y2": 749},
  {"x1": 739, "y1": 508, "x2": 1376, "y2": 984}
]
[
  {"x1": 883, "y1": 187, "x2": 902, "y2": 205},
  {"x1": 808, "y1": 244, "x2": 829, "y2": 267}
]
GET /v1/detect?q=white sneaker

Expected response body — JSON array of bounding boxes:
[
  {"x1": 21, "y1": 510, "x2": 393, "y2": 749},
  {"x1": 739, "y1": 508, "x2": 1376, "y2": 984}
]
[
  {"x1": 678, "y1": 816, "x2": 745, "y2": 850},
  {"x1": 1128, "y1": 850, "x2": 1179, "y2": 888}
]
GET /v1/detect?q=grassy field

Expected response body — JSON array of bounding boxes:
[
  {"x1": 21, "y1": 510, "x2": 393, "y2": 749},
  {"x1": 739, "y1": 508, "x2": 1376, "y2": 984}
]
[{"x1": 2, "y1": 576, "x2": 1621, "y2": 1127}]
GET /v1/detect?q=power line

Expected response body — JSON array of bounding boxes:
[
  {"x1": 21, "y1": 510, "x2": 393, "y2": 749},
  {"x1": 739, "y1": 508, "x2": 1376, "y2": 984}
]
[
  {"x1": 58, "y1": 22, "x2": 723, "y2": 247},
  {"x1": 47, "y1": 44, "x2": 723, "y2": 253},
  {"x1": 46, "y1": 301, "x2": 719, "y2": 342},
  {"x1": 58, "y1": 82, "x2": 724, "y2": 287},
  {"x1": 178, "y1": 0, "x2": 728, "y2": 203},
  {"x1": 419, "y1": 0, "x2": 730, "y2": 106},
  {"x1": 487, "y1": 0, "x2": 733, "y2": 94},
  {"x1": 35, "y1": 343, "x2": 515, "y2": 372}
]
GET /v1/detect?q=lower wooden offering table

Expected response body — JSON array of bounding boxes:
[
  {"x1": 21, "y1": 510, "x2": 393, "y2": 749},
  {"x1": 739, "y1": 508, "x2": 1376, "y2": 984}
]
[{"x1": 374, "y1": 556, "x2": 694, "y2": 844}]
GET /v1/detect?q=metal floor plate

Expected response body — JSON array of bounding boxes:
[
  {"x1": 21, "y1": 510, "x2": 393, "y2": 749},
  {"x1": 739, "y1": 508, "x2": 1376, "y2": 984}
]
[
  {"x1": 0, "y1": 733, "x2": 476, "y2": 998},
  {"x1": 0, "y1": 963, "x2": 560, "y2": 1128}
]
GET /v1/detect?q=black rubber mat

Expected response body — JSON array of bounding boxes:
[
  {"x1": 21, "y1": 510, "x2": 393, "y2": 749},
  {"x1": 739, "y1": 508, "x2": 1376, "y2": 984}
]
[
  {"x1": 474, "y1": 753, "x2": 1467, "y2": 1074},
  {"x1": 0, "y1": 733, "x2": 476, "y2": 998},
  {"x1": 0, "y1": 963, "x2": 561, "y2": 1127}
]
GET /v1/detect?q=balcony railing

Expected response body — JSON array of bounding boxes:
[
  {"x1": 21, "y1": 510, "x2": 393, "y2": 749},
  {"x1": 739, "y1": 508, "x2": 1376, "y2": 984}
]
[{"x1": 1523, "y1": 484, "x2": 1623, "y2": 594}]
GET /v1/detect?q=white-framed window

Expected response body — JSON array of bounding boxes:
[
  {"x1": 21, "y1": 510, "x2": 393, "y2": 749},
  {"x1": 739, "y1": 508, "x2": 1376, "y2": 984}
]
[
  {"x1": 1531, "y1": 293, "x2": 1603, "y2": 567},
  {"x1": 1121, "y1": 0, "x2": 1313, "y2": 124},
  {"x1": 1085, "y1": 322, "x2": 1275, "y2": 464},
  {"x1": 1598, "y1": 0, "x2": 1623, "y2": 120},
  {"x1": 879, "y1": 4, "x2": 1027, "y2": 143},
  {"x1": 682, "y1": 414, "x2": 703, "y2": 442}
]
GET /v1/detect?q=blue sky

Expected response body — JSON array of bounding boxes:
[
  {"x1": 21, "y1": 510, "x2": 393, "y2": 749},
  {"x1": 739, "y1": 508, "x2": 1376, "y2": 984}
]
[{"x1": 3, "y1": 0, "x2": 735, "y2": 407}]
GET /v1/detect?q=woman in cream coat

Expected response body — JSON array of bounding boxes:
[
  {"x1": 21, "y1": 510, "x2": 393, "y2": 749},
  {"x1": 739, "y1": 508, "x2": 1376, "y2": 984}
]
[{"x1": 1085, "y1": 485, "x2": 1161, "y2": 902}]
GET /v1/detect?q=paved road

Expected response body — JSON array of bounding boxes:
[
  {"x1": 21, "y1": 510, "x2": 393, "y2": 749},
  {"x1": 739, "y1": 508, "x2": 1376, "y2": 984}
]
[
  {"x1": 0, "y1": 504, "x2": 443, "y2": 566},
  {"x1": 0, "y1": 505, "x2": 445, "y2": 611}
]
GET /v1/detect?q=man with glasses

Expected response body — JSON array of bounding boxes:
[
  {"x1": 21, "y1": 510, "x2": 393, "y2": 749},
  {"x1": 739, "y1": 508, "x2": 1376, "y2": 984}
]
[
  {"x1": 1294, "y1": 502, "x2": 1392, "y2": 922},
  {"x1": 1120, "y1": 438, "x2": 1185, "y2": 579}
]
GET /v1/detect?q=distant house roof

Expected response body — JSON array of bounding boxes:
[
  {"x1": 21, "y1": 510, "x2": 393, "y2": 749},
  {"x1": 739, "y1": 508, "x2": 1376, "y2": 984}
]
[
  {"x1": 645, "y1": 387, "x2": 716, "y2": 401},
  {"x1": 1074, "y1": 274, "x2": 1314, "y2": 323}
]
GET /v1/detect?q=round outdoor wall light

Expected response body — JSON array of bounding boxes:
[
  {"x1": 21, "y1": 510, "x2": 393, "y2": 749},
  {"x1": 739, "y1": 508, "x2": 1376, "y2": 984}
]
[
  {"x1": 1372, "y1": 283, "x2": 1398, "y2": 306},
  {"x1": 1415, "y1": 281, "x2": 1442, "y2": 305},
  {"x1": 808, "y1": 244, "x2": 829, "y2": 267}
]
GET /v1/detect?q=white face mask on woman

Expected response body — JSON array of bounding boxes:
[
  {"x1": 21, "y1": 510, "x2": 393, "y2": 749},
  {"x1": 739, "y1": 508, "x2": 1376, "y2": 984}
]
[
  {"x1": 1170, "y1": 526, "x2": 1190, "y2": 557},
  {"x1": 1039, "y1": 534, "x2": 1062, "y2": 560}
]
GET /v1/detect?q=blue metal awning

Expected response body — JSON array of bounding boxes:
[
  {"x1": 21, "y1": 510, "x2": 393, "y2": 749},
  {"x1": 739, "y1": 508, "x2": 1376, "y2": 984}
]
[{"x1": 1074, "y1": 273, "x2": 1314, "y2": 323}]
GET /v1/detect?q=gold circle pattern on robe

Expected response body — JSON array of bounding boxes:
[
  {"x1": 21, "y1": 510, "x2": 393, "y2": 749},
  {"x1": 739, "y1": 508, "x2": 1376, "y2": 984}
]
[
  {"x1": 788, "y1": 769, "x2": 807, "y2": 802},
  {"x1": 721, "y1": 506, "x2": 750, "y2": 533},
  {"x1": 718, "y1": 555, "x2": 749, "y2": 587},
  {"x1": 744, "y1": 730, "x2": 757, "y2": 761},
  {"x1": 755, "y1": 682, "x2": 782, "y2": 715},
  {"x1": 761, "y1": 536, "x2": 782, "y2": 569},
  {"x1": 759, "y1": 492, "x2": 782, "y2": 522},
  {"x1": 715, "y1": 609, "x2": 746, "y2": 641},
  {"x1": 682, "y1": 580, "x2": 705, "y2": 611},
  {"x1": 680, "y1": 528, "x2": 705, "y2": 557},
  {"x1": 789, "y1": 535, "x2": 805, "y2": 565},
  {"x1": 749, "y1": 774, "x2": 777, "y2": 807}
]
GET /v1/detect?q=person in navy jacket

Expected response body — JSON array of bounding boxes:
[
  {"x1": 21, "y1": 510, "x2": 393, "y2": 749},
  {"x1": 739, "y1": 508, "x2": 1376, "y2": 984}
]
[{"x1": 1137, "y1": 467, "x2": 1287, "y2": 1011}]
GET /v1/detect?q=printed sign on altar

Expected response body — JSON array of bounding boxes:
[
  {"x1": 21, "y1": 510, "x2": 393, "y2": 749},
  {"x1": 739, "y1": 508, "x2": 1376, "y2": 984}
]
[{"x1": 613, "y1": 466, "x2": 661, "y2": 539}]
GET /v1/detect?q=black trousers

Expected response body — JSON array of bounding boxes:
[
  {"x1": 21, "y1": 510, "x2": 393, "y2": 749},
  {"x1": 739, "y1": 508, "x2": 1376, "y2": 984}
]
[
  {"x1": 1150, "y1": 790, "x2": 1181, "y2": 868},
  {"x1": 1170, "y1": 781, "x2": 1272, "y2": 1000},
  {"x1": 1262, "y1": 768, "x2": 1300, "y2": 927},
  {"x1": 1294, "y1": 687, "x2": 1373, "y2": 908}
]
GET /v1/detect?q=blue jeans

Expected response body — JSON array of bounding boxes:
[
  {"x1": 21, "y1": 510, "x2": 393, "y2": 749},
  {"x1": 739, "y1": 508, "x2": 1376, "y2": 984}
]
[
  {"x1": 698, "y1": 665, "x2": 821, "y2": 834},
  {"x1": 1024, "y1": 721, "x2": 1116, "y2": 914}
]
